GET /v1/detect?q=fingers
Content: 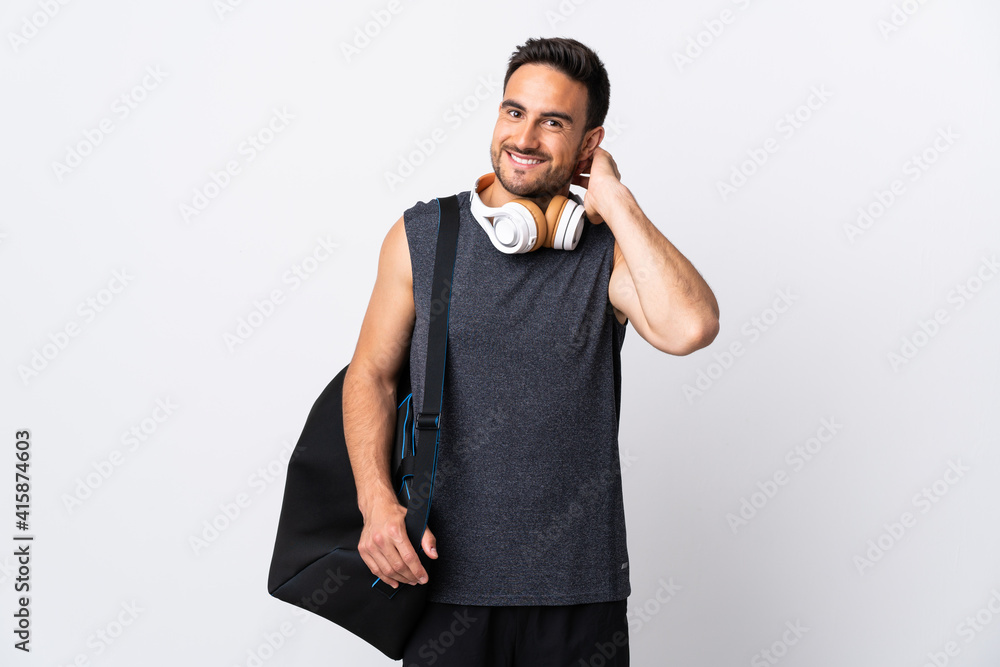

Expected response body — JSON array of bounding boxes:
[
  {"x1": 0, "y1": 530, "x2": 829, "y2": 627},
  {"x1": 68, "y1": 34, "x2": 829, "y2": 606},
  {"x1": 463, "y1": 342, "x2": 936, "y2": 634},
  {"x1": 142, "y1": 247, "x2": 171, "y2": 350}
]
[
  {"x1": 393, "y1": 530, "x2": 429, "y2": 585},
  {"x1": 363, "y1": 541, "x2": 425, "y2": 588},
  {"x1": 360, "y1": 544, "x2": 404, "y2": 588},
  {"x1": 358, "y1": 508, "x2": 430, "y2": 588},
  {"x1": 422, "y1": 526, "x2": 438, "y2": 560}
]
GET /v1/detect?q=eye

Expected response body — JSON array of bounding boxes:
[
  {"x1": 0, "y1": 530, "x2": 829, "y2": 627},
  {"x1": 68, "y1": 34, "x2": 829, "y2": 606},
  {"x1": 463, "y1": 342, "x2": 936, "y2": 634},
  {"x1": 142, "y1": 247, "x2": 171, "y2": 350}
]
[{"x1": 545, "y1": 119, "x2": 563, "y2": 128}]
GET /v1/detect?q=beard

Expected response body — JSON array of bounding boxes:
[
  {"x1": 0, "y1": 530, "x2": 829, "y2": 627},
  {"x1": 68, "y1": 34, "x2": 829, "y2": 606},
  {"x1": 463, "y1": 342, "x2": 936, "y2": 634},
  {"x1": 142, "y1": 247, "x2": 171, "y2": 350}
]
[{"x1": 489, "y1": 142, "x2": 577, "y2": 200}]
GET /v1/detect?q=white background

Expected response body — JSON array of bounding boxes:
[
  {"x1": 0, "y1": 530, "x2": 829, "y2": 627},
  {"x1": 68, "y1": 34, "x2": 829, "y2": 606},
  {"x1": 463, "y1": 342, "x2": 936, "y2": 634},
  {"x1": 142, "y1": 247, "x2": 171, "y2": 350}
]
[{"x1": 2, "y1": 0, "x2": 1000, "y2": 665}]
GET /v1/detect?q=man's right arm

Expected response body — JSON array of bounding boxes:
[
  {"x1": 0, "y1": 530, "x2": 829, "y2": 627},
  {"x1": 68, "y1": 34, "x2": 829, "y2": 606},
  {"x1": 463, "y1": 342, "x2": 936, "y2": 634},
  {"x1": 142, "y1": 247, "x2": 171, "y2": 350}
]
[{"x1": 343, "y1": 214, "x2": 436, "y2": 589}]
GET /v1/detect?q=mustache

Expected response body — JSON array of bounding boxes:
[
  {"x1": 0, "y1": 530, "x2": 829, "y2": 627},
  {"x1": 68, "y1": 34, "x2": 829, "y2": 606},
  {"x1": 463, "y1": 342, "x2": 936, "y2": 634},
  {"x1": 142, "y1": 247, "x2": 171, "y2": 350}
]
[{"x1": 502, "y1": 145, "x2": 550, "y2": 160}]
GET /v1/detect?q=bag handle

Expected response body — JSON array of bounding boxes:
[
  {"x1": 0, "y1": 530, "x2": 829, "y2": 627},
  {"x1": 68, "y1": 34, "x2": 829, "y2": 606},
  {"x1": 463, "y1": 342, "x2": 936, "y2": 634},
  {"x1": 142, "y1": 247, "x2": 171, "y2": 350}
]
[{"x1": 403, "y1": 194, "x2": 460, "y2": 553}]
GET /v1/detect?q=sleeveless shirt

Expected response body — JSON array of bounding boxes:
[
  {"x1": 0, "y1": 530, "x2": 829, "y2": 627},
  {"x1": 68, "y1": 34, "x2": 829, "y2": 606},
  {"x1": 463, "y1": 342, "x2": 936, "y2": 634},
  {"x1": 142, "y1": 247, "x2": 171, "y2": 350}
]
[{"x1": 403, "y1": 190, "x2": 630, "y2": 606}]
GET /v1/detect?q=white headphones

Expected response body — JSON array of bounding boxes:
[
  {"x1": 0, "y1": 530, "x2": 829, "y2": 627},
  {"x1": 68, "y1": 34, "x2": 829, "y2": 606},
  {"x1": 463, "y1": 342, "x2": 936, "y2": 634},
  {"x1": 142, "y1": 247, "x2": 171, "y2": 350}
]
[{"x1": 470, "y1": 172, "x2": 587, "y2": 254}]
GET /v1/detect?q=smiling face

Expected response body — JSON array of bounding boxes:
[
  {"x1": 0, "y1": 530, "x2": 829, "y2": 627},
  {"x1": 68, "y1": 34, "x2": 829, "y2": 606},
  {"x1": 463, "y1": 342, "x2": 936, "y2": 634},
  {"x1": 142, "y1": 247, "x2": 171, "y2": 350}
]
[{"x1": 488, "y1": 63, "x2": 600, "y2": 205}]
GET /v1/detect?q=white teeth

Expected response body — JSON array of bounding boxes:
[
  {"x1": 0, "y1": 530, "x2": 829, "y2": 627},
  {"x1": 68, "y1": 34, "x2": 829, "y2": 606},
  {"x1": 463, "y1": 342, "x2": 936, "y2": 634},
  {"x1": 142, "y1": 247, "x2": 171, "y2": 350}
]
[{"x1": 510, "y1": 152, "x2": 542, "y2": 165}]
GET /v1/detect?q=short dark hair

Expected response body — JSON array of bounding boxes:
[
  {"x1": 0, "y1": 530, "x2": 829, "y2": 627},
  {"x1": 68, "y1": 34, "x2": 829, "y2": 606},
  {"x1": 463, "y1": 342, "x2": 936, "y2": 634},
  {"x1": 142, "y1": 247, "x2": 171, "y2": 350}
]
[{"x1": 503, "y1": 37, "x2": 610, "y2": 133}]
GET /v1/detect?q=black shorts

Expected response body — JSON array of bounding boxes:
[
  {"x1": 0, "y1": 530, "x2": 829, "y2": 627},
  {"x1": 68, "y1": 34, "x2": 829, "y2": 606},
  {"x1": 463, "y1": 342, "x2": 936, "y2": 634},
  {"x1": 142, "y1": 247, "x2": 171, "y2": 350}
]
[{"x1": 401, "y1": 599, "x2": 629, "y2": 667}]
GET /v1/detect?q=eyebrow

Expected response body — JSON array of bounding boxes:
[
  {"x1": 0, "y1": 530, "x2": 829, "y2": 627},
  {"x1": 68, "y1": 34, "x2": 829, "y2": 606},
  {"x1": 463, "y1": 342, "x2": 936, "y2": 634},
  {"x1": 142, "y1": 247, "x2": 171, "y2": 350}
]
[{"x1": 501, "y1": 99, "x2": 574, "y2": 123}]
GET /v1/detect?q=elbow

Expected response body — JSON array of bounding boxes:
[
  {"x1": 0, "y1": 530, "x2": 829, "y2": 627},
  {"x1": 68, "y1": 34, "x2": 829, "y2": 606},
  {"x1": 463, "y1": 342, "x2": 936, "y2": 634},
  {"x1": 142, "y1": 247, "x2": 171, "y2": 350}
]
[
  {"x1": 691, "y1": 315, "x2": 721, "y2": 352},
  {"x1": 656, "y1": 314, "x2": 720, "y2": 356}
]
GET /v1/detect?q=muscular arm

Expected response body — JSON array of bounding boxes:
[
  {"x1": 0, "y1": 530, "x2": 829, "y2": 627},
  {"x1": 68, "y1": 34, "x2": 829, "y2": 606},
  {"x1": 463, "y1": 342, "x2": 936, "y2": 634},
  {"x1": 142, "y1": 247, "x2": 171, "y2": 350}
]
[
  {"x1": 343, "y1": 214, "x2": 415, "y2": 516},
  {"x1": 574, "y1": 146, "x2": 719, "y2": 355},
  {"x1": 342, "y1": 214, "x2": 436, "y2": 588}
]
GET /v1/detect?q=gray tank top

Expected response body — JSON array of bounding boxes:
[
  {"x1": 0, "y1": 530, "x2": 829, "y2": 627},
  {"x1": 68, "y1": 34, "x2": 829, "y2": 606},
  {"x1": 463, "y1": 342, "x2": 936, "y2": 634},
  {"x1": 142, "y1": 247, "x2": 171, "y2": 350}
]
[{"x1": 404, "y1": 190, "x2": 630, "y2": 605}]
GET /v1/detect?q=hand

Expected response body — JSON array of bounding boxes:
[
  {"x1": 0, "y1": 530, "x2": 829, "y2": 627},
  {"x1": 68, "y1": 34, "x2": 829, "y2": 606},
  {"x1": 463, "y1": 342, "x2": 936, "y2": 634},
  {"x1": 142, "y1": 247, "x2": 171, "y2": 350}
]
[
  {"x1": 571, "y1": 146, "x2": 623, "y2": 225},
  {"x1": 358, "y1": 497, "x2": 438, "y2": 589}
]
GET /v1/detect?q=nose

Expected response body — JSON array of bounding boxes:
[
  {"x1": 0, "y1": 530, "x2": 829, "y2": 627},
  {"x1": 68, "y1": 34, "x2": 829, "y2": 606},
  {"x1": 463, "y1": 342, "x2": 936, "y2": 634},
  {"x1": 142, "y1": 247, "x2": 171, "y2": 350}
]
[{"x1": 511, "y1": 119, "x2": 541, "y2": 153}]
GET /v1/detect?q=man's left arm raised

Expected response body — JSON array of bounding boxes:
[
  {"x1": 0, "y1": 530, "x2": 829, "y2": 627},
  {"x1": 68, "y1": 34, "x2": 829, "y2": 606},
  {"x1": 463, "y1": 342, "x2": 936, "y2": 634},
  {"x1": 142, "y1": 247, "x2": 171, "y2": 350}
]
[{"x1": 578, "y1": 147, "x2": 720, "y2": 356}]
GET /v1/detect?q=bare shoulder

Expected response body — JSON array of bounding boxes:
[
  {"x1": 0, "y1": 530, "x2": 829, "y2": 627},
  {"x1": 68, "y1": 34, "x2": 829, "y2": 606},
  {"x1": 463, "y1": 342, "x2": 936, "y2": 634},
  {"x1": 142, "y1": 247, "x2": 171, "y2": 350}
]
[
  {"x1": 348, "y1": 215, "x2": 414, "y2": 388},
  {"x1": 382, "y1": 214, "x2": 412, "y2": 289}
]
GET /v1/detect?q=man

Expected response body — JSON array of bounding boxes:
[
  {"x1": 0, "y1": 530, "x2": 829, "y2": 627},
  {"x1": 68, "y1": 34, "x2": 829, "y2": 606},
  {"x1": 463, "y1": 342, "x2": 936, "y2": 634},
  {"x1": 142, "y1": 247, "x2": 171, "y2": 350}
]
[{"x1": 343, "y1": 37, "x2": 719, "y2": 665}]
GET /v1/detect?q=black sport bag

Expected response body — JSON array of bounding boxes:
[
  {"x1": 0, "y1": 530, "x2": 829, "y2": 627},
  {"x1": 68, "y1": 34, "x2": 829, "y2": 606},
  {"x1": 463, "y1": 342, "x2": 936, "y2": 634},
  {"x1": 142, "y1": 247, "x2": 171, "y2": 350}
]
[{"x1": 267, "y1": 195, "x2": 459, "y2": 660}]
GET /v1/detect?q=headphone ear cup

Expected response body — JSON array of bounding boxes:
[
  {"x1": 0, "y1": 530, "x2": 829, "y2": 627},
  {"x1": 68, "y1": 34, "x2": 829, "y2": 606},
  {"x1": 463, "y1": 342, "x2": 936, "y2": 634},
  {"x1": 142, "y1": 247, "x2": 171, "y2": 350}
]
[
  {"x1": 564, "y1": 200, "x2": 586, "y2": 249},
  {"x1": 508, "y1": 198, "x2": 546, "y2": 251},
  {"x1": 543, "y1": 196, "x2": 571, "y2": 249},
  {"x1": 546, "y1": 196, "x2": 586, "y2": 250}
]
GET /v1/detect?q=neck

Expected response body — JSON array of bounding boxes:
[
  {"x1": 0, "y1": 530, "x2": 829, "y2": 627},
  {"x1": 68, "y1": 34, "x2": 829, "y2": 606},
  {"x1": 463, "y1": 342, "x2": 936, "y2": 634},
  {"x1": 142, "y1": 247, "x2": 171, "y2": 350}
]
[{"x1": 482, "y1": 177, "x2": 571, "y2": 210}]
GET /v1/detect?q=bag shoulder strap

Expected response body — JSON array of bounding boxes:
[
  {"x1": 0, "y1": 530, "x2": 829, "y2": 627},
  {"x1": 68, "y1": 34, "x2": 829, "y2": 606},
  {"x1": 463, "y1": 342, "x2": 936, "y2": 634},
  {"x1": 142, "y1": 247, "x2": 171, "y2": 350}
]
[{"x1": 404, "y1": 194, "x2": 459, "y2": 551}]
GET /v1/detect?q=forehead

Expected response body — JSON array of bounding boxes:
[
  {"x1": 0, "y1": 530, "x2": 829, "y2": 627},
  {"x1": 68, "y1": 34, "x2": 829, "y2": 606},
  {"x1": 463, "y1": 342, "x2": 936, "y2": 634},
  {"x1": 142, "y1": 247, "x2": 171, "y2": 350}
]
[{"x1": 504, "y1": 63, "x2": 588, "y2": 116}]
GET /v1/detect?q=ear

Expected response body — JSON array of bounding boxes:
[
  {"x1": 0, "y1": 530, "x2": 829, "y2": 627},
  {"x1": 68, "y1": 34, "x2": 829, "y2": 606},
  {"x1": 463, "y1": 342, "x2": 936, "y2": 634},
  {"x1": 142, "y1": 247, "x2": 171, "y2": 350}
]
[{"x1": 577, "y1": 126, "x2": 605, "y2": 162}]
